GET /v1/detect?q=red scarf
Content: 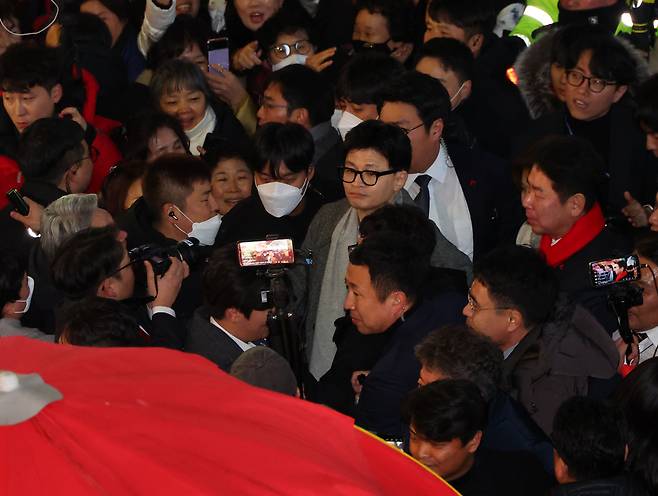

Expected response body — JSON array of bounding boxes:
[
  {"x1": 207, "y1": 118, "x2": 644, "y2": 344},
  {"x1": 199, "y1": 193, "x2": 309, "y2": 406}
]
[{"x1": 539, "y1": 203, "x2": 605, "y2": 268}]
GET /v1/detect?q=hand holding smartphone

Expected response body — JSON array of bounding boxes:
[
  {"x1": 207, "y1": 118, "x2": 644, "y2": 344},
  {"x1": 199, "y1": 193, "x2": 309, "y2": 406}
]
[{"x1": 207, "y1": 37, "x2": 229, "y2": 74}]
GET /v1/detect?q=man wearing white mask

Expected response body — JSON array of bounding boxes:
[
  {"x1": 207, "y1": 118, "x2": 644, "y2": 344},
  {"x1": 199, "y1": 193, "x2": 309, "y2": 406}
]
[
  {"x1": 334, "y1": 52, "x2": 405, "y2": 140},
  {"x1": 257, "y1": 65, "x2": 343, "y2": 201},
  {"x1": 0, "y1": 254, "x2": 52, "y2": 341},
  {"x1": 118, "y1": 154, "x2": 219, "y2": 320},
  {"x1": 216, "y1": 122, "x2": 324, "y2": 249}
]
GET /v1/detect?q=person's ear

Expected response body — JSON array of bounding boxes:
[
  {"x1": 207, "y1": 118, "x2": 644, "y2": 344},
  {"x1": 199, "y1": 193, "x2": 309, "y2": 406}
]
[
  {"x1": 393, "y1": 170, "x2": 408, "y2": 192},
  {"x1": 506, "y1": 308, "x2": 523, "y2": 333},
  {"x1": 462, "y1": 80, "x2": 473, "y2": 101},
  {"x1": 568, "y1": 193, "x2": 586, "y2": 218},
  {"x1": 388, "y1": 290, "x2": 408, "y2": 317},
  {"x1": 429, "y1": 118, "x2": 444, "y2": 142},
  {"x1": 98, "y1": 276, "x2": 118, "y2": 299},
  {"x1": 289, "y1": 107, "x2": 309, "y2": 126},
  {"x1": 306, "y1": 164, "x2": 315, "y2": 182},
  {"x1": 467, "y1": 34, "x2": 484, "y2": 56},
  {"x1": 465, "y1": 430, "x2": 482, "y2": 454},
  {"x1": 613, "y1": 84, "x2": 628, "y2": 103},
  {"x1": 225, "y1": 307, "x2": 245, "y2": 323},
  {"x1": 163, "y1": 203, "x2": 176, "y2": 224},
  {"x1": 50, "y1": 83, "x2": 63, "y2": 104}
]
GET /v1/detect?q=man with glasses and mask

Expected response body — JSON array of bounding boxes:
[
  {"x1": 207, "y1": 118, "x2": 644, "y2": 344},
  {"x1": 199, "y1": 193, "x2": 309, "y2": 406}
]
[
  {"x1": 518, "y1": 27, "x2": 657, "y2": 229},
  {"x1": 464, "y1": 244, "x2": 619, "y2": 435}
]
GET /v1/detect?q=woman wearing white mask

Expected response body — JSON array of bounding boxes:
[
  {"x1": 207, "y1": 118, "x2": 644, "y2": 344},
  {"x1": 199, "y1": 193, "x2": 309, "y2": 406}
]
[
  {"x1": 215, "y1": 122, "x2": 325, "y2": 248},
  {"x1": 0, "y1": 254, "x2": 53, "y2": 342}
]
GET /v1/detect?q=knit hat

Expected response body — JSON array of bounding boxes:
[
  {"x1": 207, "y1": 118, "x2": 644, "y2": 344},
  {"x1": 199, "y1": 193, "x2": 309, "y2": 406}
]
[{"x1": 230, "y1": 347, "x2": 297, "y2": 396}]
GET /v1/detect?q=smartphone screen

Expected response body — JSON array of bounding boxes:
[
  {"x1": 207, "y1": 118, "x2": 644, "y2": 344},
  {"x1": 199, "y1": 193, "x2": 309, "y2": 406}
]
[
  {"x1": 589, "y1": 254, "x2": 641, "y2": 288},
  {"x1": 237, "y1": 239, "x2": 295, "y2": 267},
  {"x1": 207, "y1": 37, "x2": 229, "y2": 72}
]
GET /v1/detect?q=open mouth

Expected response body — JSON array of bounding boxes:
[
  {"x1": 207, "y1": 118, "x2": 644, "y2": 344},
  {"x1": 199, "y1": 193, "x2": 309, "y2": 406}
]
[
  {"x1": 249, "y1": 12, "x2": 265, "y2": 25},
  {"x1": 176, "y1": 1, "x2": 191, "y2": 14}
]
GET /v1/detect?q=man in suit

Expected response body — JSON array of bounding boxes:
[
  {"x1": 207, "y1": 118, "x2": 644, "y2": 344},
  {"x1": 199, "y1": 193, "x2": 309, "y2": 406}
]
[
  {"x1": 256, "y1": 64, "x2": 344, "y2": 201},
  {"x1": 185, "y1": 244, "x2": 272, "y2": 372},
  {"x1": 379, "y1": 71, "x2": 523, "y2": 261}
]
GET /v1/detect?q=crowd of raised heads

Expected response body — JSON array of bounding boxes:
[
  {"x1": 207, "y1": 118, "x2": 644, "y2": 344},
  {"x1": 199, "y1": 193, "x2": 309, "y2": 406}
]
[{"x1": 2, "y1": 0, "x2": 658, "y2": 494}]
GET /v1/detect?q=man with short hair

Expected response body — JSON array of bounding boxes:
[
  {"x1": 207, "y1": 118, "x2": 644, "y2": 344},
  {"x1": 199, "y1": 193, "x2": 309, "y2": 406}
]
[
  {"x1": 186, "y1": 244, "x2": 272, "y2": 371},
  {"x1": 465, "y1": 244, "x2": 619, "y2": 434},
  {"x1": 403, "y1": 379, "x2": 550, "y2": 495},
  {"x1": 379, "y1": 71, "x2": 523, "y2": 260},
  {"x1": 415, "y1": 324, "x2": 553, "y2": 474},
  {"x1": 257, "y1": 64, "x2": 343, "y2": 200},
  {"x1": 520, "y1": 135, "x2": 631, "y2": 333},
  {"x1": 343, "y1": 231, "x2": 466, "y2": 437}
]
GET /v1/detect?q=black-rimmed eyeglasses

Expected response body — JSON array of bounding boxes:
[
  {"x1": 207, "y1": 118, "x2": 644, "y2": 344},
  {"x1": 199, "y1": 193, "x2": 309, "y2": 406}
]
[{"x1": 338, "y1": 166, "x2": 397, "y2": 186}]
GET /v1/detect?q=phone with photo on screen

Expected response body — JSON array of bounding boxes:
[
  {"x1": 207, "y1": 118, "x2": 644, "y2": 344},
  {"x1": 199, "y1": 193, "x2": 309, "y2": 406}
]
[
  {"x1": 207, "y1": 37, "x2": 229, "y2": 74},
  {"x1": 237, "y1": 239, "x2": 295, "y2": 267}
]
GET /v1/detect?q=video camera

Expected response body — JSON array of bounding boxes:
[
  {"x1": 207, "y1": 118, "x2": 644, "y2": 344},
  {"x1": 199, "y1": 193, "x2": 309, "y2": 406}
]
[
  {"x1": 589, "y1": 254, "x2": 643, "y2": 347},
  {"x1": 129, "y1": 238, "x2": 205, "y2": 276}
]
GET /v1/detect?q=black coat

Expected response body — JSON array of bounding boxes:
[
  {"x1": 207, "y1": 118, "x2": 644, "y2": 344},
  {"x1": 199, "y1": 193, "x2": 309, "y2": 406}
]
[
  {"x1": 517, "y1": 100, "x2": 658, "y2": 220},
  {"x1": 446, "y1": 141, "x2": 525, "y2": 260},
  {"x1": 551, "y1": 474, "x2": 650, "y2": 496},
  {"x1": 215, "y1": 189, "x2": 325, "y2": 249},
  {"x1": 311, "y1": 123, "x2": 344, "y2": 202},
  {"x1": 0, "y1": 180, "x2": 65, "y2": 267},
  {"x1": 185, "y1": 306, "x2": 244, "y2": 371}
]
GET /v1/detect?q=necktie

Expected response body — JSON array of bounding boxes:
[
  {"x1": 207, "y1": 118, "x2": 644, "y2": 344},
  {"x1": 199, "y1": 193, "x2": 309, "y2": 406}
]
[{"x1": 414, "y1": 175, "x2": 432, "y2": 216}]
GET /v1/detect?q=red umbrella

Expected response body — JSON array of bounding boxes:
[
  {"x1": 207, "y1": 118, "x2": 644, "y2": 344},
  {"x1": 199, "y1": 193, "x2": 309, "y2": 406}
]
[{"x1": 0, "y1": 337, "x2": 459, "y2": 495}]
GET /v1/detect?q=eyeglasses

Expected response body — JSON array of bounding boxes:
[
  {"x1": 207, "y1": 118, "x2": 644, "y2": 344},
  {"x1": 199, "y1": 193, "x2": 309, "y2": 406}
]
[
  {"x1": 269, "y1": 39, "x2": 312, "y2": 59},
  {"x1": 565, "y1": 70, "x2": 616, "y2": 94},
  {"x1": 400, "y1": 123, "x2": 424, "y2": 135},
  {"x1": 75, "y1": 145, "x2": 100, "y2": 165},
  {"x1": 338, "y1": 166, "x2": 397, "y2": 186},
  {"x1": 258, "y1": 95, "x2": 289, "y2": 111},
  {"x1": 466, "y1": 293, "x2": 511, "y2": 314}
]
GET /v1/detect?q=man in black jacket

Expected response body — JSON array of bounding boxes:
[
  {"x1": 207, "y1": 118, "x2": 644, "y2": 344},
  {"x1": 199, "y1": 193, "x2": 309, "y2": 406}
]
[
  {"x1": 379, "y1": 71, "x2": 523, "y2": 261},
  {"x1": 185, "y1": 244, "x2": 272, "y2": 372}
]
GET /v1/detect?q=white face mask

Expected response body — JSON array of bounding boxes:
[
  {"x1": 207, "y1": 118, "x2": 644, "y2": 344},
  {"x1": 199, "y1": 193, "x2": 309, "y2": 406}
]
[
  {"x1": 14, "y1": 276, "x2": 34, "y2": 314},
  {"x1": 172, "y1": 206, "x2": 221, "y2": 246},
  {"x1": 450, "y1": 82, "x2": 467, "y2": 109},
  {"x1": 336, "y1": 111, "x2": 364, "y2": 140},
  {"x1": 257, "y1": 178, "x2": 309, "y2": 218},
  {"x1": 272, "y1": 53, "x2": 308, "y2": 71}
]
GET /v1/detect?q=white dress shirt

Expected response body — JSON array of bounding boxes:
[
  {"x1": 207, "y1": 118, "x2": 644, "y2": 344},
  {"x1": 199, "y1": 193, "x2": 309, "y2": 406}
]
[
  {"x1": 405, "y1": 142, "x2": 474, "y2": 260},
  {"x1": 210, "y1": 317, "x2": 255, "y2": 352}
]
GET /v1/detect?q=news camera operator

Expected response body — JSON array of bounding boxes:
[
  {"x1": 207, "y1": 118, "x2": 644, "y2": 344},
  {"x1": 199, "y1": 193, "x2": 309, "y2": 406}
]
[
  {"x1": 50, "y1": 225, "x2": 188, "y2": 349},
  {"x1": 118, "y1": 153, "x2": 220, "y2": 320},
  {"x1": 185, "y1": 244, "x2": 273, "y2": 372}
]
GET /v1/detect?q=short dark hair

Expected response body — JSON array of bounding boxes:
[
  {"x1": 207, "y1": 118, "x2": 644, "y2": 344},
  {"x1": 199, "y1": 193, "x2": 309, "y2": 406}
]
[
  {"x1": 257, "y1": 5, "x2": 314, "y2": 50},
  {"x1": 100, "y1": 160, "x2": 149, "y2": 218},
  {"x1": 415, "y1": 324, "x2": 503, "y2": 402},
  {"x1": 202, "y1": 244, "x2": 270, "y2": 319},
  {"x1": 426, "y1": 0, "x2": 496, "y2": 38},
  {"x1": 380, "y1": 71, "x2": 451, "y2": 130},
  {"x1": 81, "y1": 0, "x2": 130, "y2": 20},
  {"x1": 142, "y1": 154, "x2": 211, "y2": 222},
  {"x1": 0, "y1": 42, "x2": 63, "y2": 93},
  {"x1": 122, "y1": 110, "x2": 190, "y2": 161},
  {"x1": 348, "y1": 231, "x2": 429, "y2": 302},
  {"x1": 147, "y1": 14, "x2": 211, "y2": 70},
  {"x1": 58, "y1": 296, "x2": 143, "y2": 347},
  {"x1": 526, "y1": 135, "x2": 603, "y2": 212},
  {"x1": 268, "y1": 64, "x2": 335, "y2": 126},
  {"x1": 202, "y1": 142, "x2": 257, "y2": 173},
  {"x1": 636, "y1": 74, "x2": 658, "y2": 133},
  {"x1": 417, "y1": 38, "x2": 474, "y2": 83},
  {"x1": 402, "y1": 379, "x2": 486, "y2": 444},
  {"x1": 564, "y1": 27, "x2": 638, "y2": 86},
  {"x1": 474, "y1": 245, "x2": 558, "y2": 329},
  {"x1": 354, "y1": 0, "x2": 414, "y2": 41},
  {"x1": 359, "y1": 204, "x2": 435, "y2": 258},
  {"x1": 336, "y1": 51, "x2": 405, "y2": 105},
  {"x1": 151, "y1": 58, "x2": 212, "y2": 107},
  {"x1": 552, "y1": 396, "x2": 625, "y2": 481},
  {"x1": 51, "y1": 226, "x2": 124, "y2": 300},
  {"x1": 635, "y1": 231, "x2": 658, "y2": 266},
  {"x1": 344, "y1": 120, "x2": 411, "y2": 172},
  {"x1": 0, "y1": 253, "x2": 24, "y2": 310},
  {"x1": 17, "y1": 118, "x2": 86, "y2": 184},
  {"x1": 253, "y1": 122, "x2": 314, "y2": 177}
]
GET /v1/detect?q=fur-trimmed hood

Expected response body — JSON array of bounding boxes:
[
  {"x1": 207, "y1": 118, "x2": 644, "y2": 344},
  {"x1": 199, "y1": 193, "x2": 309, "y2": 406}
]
[{"x1": 514, "y1": 27, "x2": 650, "y2": 119}]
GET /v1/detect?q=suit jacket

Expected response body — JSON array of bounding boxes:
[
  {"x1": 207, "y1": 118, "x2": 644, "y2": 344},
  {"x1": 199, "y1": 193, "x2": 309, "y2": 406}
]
[
  {"x1": 446, "y1": 141, "x2": 525, "y2": 260},
  {"x1": 185, "y1": 307, "x2": 244, "y2": 371}
]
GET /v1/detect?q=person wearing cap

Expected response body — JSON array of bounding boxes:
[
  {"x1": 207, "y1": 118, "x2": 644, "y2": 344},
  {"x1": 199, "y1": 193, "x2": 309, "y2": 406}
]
[{"x1": 230, "y1": 347, "x2": 298, "y2": 396}]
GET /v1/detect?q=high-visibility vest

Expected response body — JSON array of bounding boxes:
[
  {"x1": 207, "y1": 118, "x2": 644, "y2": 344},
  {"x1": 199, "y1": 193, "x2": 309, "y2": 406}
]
[{"x1": 510, "y1": 0, "x2": 560, "y2": 45}]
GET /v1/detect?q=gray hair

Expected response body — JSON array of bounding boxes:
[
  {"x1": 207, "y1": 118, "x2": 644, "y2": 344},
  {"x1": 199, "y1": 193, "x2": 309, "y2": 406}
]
[
  {"x1": 151, "y1": 58, "x2": 212, "y2": 106},
  {"x1": 40, "y1": 194, "x2": 99, "y2": 261}
]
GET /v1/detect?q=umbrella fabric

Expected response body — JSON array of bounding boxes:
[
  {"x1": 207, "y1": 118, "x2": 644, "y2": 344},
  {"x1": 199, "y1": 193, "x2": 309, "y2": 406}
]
[{"x1": 0, "y1": 337, "x2": 459, "y2": 495}]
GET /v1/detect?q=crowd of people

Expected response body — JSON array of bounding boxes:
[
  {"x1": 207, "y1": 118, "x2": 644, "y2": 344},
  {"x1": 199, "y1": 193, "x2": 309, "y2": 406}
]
[{"x1": 2, "y1": 0, "x2": 658, "y2": 494}]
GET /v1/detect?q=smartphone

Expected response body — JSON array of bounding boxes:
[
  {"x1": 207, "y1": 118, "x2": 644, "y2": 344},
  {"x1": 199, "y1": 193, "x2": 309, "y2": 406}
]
[
  {"x1": 6, "y1": 188, "x2": 29, "y2": 216},
  {"x1": 207, "y1": 37, "x2": 229, "y2": 73},
  {"x1": 237, "y1": 239, "x2": 295, "y2": 267},
  {"x1": 589, "y1": 254, "x2": 641, "y2": 288}
]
